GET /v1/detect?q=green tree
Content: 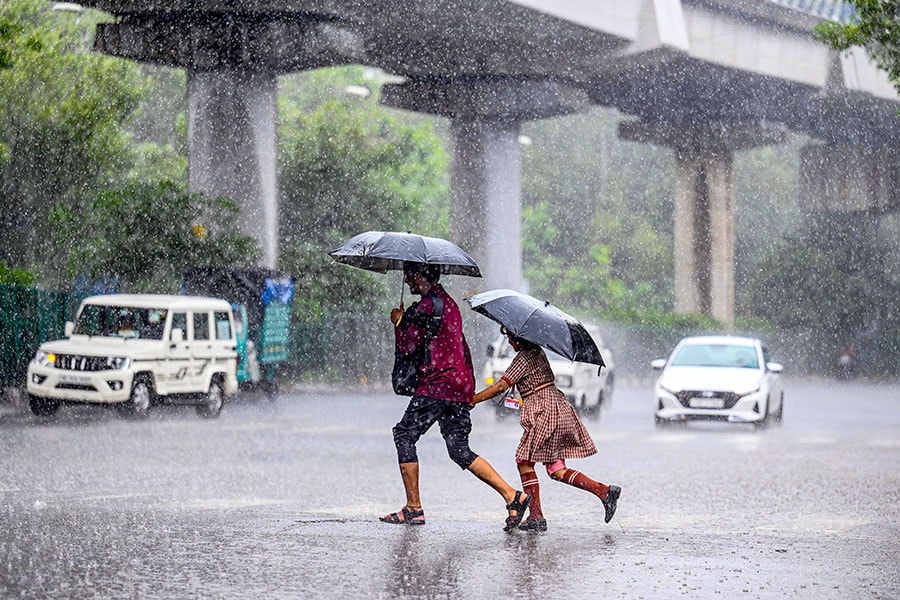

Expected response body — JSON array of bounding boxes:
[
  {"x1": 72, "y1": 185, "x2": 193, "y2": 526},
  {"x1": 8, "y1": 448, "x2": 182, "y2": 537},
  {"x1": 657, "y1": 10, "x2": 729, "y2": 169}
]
[
  {"x1": 278, "y1": 67, "x2": 450, "y2": 316},
  {"x1": 50, "y1": 181, "x2": 259, "y2": 293},
  {"x1": 519, "y1": 109, "x2": 675, "y2": 323},
  {"x1": 0, "y1": 0, "x2": 146, "y2": 270},
  {"x1": 814, "y1": 1, "x2": 900, "y2": 95},
  {"x1": 748, "y1": 213, "x2": 899, "y2": 374}
]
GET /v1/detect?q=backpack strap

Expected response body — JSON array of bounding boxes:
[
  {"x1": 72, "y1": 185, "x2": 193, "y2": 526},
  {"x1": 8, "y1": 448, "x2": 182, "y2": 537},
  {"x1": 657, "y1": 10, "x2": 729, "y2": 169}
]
[
  {"x1": 404, "y1": 295, "x2": 444, "y2": 341},
  {"x1": 423, "y1": 296, "x2": 443, "y2": 340}
]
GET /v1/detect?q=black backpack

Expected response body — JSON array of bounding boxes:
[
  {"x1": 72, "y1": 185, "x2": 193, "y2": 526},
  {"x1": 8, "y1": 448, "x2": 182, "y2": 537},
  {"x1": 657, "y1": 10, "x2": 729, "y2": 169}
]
[{"x1": 391, "y1": 296, "x2": 444, "y2": 396}]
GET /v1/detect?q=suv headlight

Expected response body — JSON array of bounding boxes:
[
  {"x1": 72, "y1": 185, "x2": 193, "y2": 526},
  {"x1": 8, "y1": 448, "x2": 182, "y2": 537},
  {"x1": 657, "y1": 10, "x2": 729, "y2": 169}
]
[
  {"x1": 34, "y1": 350, "x2": 56, "y2": 367},
  {"x1": 105, "y1": 356, "x2": 132, "y2": 370}
]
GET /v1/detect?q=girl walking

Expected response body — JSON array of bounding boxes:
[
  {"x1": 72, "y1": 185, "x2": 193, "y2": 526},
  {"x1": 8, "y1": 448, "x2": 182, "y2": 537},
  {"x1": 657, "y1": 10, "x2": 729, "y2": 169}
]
[{"x1": 472, "y1": 329, "x2": 620, "y2": 531}]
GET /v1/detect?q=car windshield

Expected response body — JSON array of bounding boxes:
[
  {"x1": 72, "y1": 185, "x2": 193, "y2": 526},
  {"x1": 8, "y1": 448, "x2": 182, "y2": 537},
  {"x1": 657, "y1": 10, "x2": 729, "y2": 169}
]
[
  {"x1": 74, "y1": 305, "x2": 167, "y2": 340},
  {"x1": 671, "y1": 343, "x2": 759, "y2": 369}
]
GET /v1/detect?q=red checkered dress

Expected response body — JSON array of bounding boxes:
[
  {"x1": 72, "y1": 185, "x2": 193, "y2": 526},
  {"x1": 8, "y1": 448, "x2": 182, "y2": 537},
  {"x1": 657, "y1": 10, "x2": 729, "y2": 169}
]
[{"x1": 502, "y1": 346, "x2": 597, "y2": 463}]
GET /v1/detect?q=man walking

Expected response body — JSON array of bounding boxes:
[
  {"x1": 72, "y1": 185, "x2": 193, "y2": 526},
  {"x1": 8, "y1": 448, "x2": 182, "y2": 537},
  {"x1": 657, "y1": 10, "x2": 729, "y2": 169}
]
[{"x1": 380, "y1": 262, "x2": 530, "y2": 531}]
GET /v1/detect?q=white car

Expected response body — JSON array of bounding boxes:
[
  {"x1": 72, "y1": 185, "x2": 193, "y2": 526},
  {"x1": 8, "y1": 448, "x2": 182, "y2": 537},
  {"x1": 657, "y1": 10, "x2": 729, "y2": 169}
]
[
  {"x1": 26, "y1": 294, "x2": 239, "y2": 418},
  {"x1": 651, "y1": 335, "x2": 784, "y2": 428},
  {"x1": 482, "y1": 325, "x2": 615, "y2": 418}
]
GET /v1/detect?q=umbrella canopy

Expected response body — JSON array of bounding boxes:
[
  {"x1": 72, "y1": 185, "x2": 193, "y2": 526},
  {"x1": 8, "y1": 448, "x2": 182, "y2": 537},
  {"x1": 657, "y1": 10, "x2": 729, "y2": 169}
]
[
  {"x1": 329, "y1": 231, "x2": 482, "y2": 277},
  {"x1": 466, "y1": 289, "x2": 605, "y2": 367}
]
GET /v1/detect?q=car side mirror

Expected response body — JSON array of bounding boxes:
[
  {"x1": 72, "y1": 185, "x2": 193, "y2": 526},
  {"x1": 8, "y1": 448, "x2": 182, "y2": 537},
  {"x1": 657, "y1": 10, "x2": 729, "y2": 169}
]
[
  {"x1": 650, "y1": 358, "x2": 666, "y2": 370},
  {"x1": 171, "y1": 328, "x2": 184, "y2": 343},
  {"x1": 766, "y1": 362, "x2": 783, "y2": 373},
  {"x1": 486, "y1": 343, "x2": 495, "y2": 357},
  {"x1": 64, "y1": 321, "x2": 74, "y2": 337}
]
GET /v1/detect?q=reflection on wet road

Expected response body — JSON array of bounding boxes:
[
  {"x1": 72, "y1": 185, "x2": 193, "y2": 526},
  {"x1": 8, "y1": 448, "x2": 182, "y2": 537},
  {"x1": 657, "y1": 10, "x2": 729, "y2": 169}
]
[{"x1": 1, "y1": 379, "x2": 898, "y2": 598}]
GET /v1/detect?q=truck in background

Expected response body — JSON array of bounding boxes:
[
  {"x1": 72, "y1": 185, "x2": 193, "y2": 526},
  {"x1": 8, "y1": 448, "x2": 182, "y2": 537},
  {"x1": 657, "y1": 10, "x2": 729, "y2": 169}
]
[{"x1": 183, "y1": 268, "x2": 294, "y2": 397}]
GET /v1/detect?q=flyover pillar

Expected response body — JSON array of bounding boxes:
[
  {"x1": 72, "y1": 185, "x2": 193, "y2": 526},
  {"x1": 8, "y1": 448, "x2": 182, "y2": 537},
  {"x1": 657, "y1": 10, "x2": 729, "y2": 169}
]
[
  {"x1": 620, "y1": 121, "x2": 785, "y2": 326},
  {"x1": 449, "y1": 119, "x2": 523, "y2": 295},
  {"x1": 92, "y1": 13, "x2": 360, "y2": 270},
  {"x1": 382, "y1": 77, "x2": 590, "y2": 295},
  {"x1": 187, "y1": 70, "x2": 278, "y2": 268}
]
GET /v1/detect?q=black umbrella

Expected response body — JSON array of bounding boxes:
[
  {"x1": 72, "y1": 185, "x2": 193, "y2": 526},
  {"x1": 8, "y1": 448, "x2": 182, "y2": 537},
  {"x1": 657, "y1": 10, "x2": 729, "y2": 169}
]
[
  {"x1": 466, "y1": 289, "x2": 605, "y2": 367},
  {"x1": 330, "y1": 231, "x2": 482, "y2": 303},
  {"x1": 329, "y1": 231, "x2": 482, "y2": 277}
]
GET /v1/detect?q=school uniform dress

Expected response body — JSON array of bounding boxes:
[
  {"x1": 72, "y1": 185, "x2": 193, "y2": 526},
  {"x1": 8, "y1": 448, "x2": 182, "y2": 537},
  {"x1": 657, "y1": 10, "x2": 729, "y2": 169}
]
[{"x1": 502, "y1": 346, "x2": 597, "y2": 464}]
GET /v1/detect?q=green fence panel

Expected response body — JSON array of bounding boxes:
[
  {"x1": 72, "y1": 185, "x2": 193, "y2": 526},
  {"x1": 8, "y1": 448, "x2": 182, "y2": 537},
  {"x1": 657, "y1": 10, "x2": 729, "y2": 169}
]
[{"x1": 0, "y1": 285, "x2": 85, "y2": 388}]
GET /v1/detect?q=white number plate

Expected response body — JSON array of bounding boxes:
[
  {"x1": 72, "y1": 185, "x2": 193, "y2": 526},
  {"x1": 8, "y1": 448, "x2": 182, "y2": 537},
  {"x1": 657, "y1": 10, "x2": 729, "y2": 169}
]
[
  {"x1": 690, "y1": 397, "x2": 724, "y2": 409},
  {"x1": 59, "y1": 374, "x2": 91, "y2": 385}
]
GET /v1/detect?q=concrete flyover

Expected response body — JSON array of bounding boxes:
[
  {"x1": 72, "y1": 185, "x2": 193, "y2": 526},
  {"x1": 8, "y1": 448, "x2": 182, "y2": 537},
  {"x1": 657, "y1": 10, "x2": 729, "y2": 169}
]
[{"x1": 79, "y1": 0, "x2": 900, "y2": 326}]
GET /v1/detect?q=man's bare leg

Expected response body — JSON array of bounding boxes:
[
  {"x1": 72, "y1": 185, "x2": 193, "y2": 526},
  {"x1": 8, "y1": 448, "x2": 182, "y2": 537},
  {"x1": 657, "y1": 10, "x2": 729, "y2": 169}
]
[
  {"x1": 379, "y1": 461, "x2": 425, "y2": 524},
  {"x1": 399, "y1": 461, "x2": 421, "y2": 508},
  {"x1": 467, "y1": 456, "x2": 515, "y2": 500}
]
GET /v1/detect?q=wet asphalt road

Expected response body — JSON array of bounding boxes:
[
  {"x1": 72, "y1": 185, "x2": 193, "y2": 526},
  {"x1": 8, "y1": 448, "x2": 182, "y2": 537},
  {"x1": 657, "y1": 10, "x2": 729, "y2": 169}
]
[{"x1": 1, "y1": 378, "x2": 898, "y2": 599}]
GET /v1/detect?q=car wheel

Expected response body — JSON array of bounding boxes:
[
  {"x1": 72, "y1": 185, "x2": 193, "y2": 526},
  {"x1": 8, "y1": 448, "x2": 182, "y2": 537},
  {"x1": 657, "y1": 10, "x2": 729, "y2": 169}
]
[
  {"x1": 773, "y1": 392, "x2": 784, "y2": 423},
  {"x1": 654, "y1": 416, "x2": 672, "y2": 429},
  {"x1": 754, "y1": 399, "x2": 770, "y2": 430},
  {"x1": 588, "y1": 390, "x2": 604, "y2": 419},
  {"x1": 29, "y1": 395, "x2": 60, "y2": 417},
  {"x1": 261, "y1": 378, "x2": 279, "y2": 401},
  {"x1": 604, "y1": 375, "x2": 615, "y2": 406},
  {"x1": 122, "y1": 376, "x2": 153, "y2": 418},
  {"x1": 197, "y1": 377, "x2": 225, "y2": 418}
]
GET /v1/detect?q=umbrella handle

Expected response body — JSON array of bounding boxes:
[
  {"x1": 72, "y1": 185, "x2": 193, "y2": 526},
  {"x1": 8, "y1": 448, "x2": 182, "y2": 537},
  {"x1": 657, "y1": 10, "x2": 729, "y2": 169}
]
[{"x1": 399, "y1": 272, "x2": 405, "y2": 306}]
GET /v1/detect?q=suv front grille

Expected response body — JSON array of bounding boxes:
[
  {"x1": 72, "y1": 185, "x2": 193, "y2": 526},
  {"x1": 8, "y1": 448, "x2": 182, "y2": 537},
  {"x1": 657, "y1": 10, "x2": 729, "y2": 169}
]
[
  {"x1": 675, "y1": 390, "x2": 740, "y2": 409},
  {"x1": 54, "y1": 354, "x2": 107, "y2": 372}
]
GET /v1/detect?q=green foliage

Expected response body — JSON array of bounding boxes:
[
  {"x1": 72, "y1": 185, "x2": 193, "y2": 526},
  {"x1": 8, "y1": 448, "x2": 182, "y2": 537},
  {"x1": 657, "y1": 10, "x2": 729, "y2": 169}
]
[
  {"x1": 748, "y1": 213, "x2": 900, "y2": 374},
  {"x1": 278, "y1": 67, "x2": 450, "y2": 316},
  {"x1": 0, "y1": 261, "x2": 35, "y2": 286},
  {"x1": 814, "y1": 0, "x2": 900, "y2": 95},
  {"x1": 520, "y1": 109, "x2": 675, "y2": 324},
  {"x1": 0, "y1": 10, "x2": 20, "y2": 69},
  {"x1": 49, "y1": 181, "x2": 259, "y2": 293},
  {"x1": 0, "y1": 0, "x2": 147, "y2": 270}
]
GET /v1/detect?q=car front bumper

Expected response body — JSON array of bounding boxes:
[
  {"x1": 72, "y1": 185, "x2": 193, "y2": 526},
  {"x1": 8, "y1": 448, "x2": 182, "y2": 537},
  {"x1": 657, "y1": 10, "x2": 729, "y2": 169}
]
[
  {"x1": 26, "y1": 363, "x2": 134, "y2": 404},
  {"x1": 655, "y1": 390, "x2": 766, "y2": 424}
]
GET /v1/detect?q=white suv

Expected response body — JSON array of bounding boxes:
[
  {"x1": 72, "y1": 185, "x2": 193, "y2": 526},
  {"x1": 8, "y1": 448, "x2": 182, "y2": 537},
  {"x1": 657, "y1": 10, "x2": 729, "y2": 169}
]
[
  {"x1": 26, "y1": 294, "x2": 239, "y2": 418},
  {"x1": 481, "y1": 324, "x2": 615, "y2": 418}
]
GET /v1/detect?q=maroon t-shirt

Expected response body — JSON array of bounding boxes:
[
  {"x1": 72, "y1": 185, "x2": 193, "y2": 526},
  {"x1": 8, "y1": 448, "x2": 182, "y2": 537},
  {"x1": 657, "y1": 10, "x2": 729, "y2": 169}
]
[{"x1": 394, "y1": 284, "x2": 474, "y2": 403}]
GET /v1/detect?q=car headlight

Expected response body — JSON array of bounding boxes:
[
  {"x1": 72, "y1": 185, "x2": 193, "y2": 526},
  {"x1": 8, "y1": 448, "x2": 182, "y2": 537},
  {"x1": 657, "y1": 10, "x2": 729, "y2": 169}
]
[
  {"x1": 658, "y1": 381, "x2": 681, "y2": 396},
  {"x1": 34, "y1": 350, "x2": 56, "y2": 367},
  {"x1": 105, "y1": 356, "x2": 132, "y2": 370},
  {"x1": 734, "y1": 383, "x2": 761, "y2": 397},
  {"x1": 555, "y1": 374, "x2": 573, "y2": 388}
]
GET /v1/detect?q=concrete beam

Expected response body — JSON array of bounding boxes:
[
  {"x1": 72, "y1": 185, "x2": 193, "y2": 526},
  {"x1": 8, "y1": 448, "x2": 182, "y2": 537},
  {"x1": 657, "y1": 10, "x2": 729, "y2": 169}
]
[
  {"x1": 95, "y1": 13, "x2": 361, "y2": 71},
  {"x1": 619, "y1": 119, "x2": 786, "y2": 152},
  {"x1": 381, "y1": 76, "x2": 590, "y2": 121}
]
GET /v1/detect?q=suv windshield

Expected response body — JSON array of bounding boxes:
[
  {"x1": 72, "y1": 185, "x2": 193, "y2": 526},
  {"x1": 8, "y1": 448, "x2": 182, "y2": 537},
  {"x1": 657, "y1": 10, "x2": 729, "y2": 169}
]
[
  {"x1": 671, "y1": 343, "x2": 758, "y2": 369},
  {"x1": 74, "y1": 305, "x2": 167, "y2": 340}
]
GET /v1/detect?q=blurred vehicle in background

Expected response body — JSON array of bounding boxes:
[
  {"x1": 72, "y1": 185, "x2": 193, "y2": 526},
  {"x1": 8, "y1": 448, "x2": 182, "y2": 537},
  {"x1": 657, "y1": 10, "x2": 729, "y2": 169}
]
[
  {"x1": 482, "y1": 324, "x2": 614, "y2": 419},
  {"x1": 26, "y1": 294, "x2": 238, "y2": 418},
  {"x1": 651, "y1": 335, "x2": 784, "y2": 428},
  {"x1": 183, "y1": 268, "x2": 293, "y2": 397}
]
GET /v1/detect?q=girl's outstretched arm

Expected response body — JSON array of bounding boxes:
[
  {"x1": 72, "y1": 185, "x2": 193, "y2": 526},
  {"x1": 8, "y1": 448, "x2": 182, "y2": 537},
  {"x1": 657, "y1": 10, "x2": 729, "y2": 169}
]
[{"x1": 472, "y1": 379, "x2": 510, "y2": 407}]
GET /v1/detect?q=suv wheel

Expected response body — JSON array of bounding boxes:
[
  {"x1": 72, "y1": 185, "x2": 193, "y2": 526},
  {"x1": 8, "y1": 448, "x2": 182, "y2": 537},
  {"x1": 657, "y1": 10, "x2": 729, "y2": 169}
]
[
  {"x1": 197, "y1": 377, "x2": 224, "y2": 418},
  {"x1": 29, "y1": 395, "x2": 60, "y2": 417},
  {"x1": 122, "y1": 376, "x2": 153, "y2": 418}
]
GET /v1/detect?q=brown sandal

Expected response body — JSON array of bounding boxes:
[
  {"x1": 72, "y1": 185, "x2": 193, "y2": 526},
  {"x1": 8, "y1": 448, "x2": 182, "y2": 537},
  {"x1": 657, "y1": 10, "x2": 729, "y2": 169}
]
[{"x1": 379, "y1": 505, "x2": 426, "y2": 525}]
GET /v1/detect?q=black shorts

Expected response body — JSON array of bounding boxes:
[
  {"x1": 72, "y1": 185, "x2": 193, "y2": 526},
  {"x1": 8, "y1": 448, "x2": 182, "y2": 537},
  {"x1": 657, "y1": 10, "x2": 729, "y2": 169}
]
[{"x1": 392, "y1": 395, "x2": 479, "y2": 469}]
